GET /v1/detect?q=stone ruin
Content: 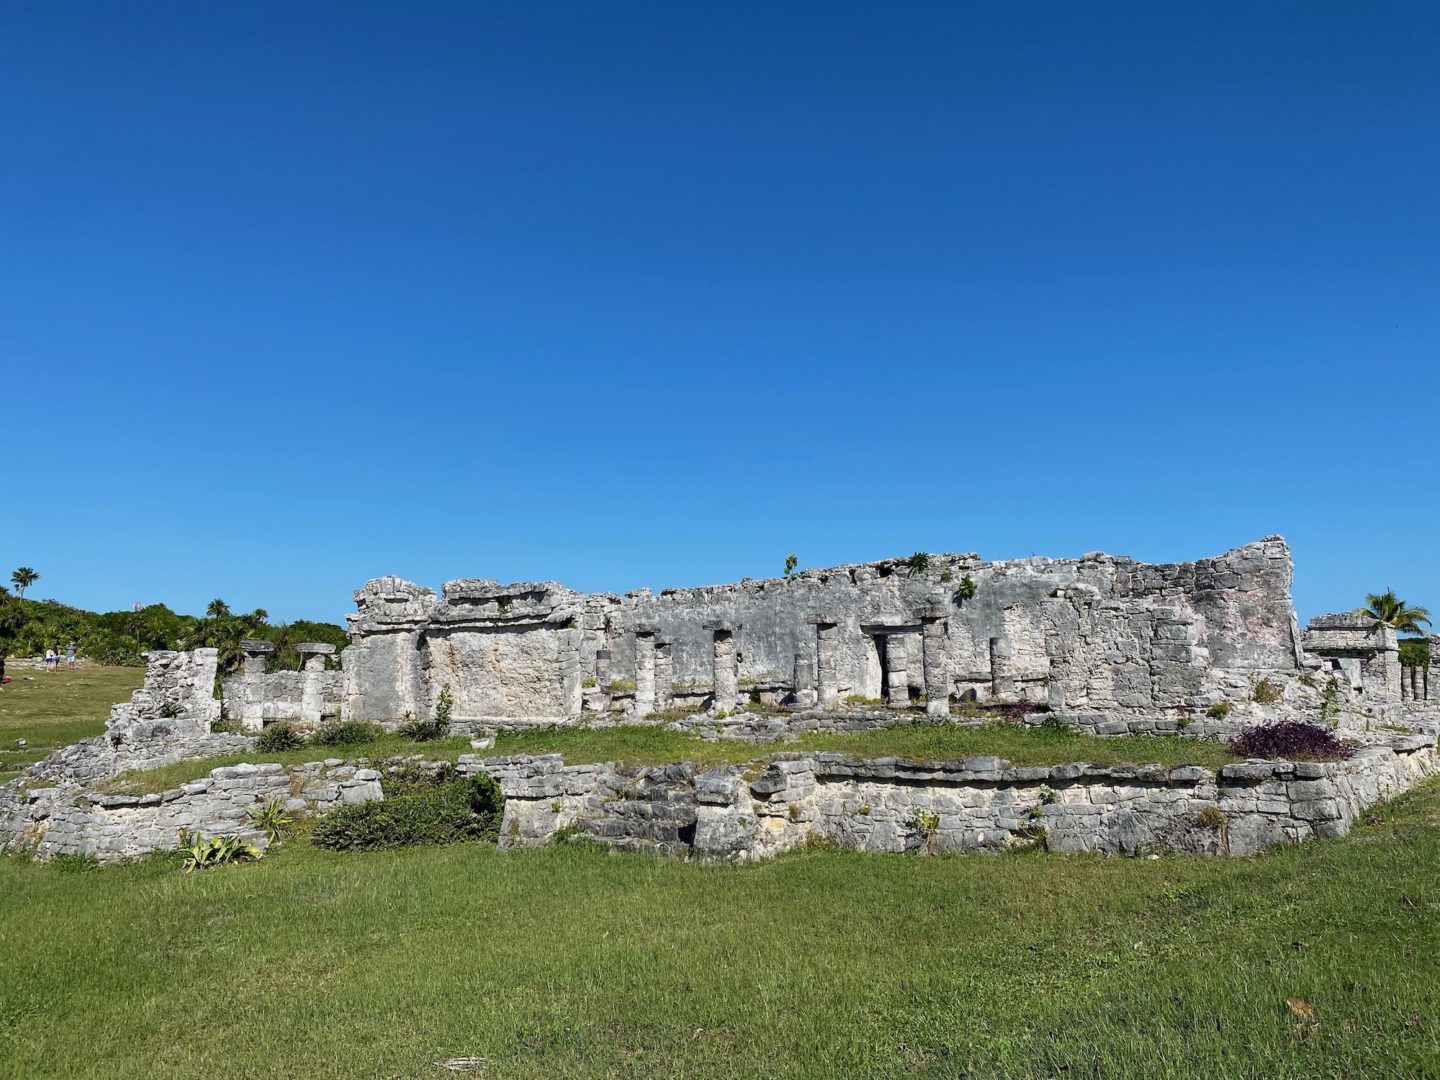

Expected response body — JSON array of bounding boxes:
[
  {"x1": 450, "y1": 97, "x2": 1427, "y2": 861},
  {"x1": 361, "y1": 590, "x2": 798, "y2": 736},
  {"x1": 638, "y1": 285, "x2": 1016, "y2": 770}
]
[
  {"x1": 326, "y1": 536, "x2": 1434, "y2": 735},
  {"x1": 4, "y1": 535, "x2": 1439, "y2": 863}
]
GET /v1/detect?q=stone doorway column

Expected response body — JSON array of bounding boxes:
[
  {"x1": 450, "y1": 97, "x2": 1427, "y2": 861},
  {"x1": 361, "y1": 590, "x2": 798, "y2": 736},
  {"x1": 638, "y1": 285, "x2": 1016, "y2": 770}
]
[
  {"x1": 711, "y1": 625, "x2": 738, "y2": 713},
  {"x1": 239, "y1": 640, "x2": 275, "y2": 733},
  {"x1": 812, "y1": 619, "x2": 840, "y2": 710},
  {"x1": 989, "y1": 636, "x2": 1017, "y2": 700},
  {"x1": 634, "y1": 630, "x2": 657, "y2": 718},
  {"x1": 297, "y1": 643, "x2": 336, "y2": 727},
  {"x1": 883, "y1": 634, "x2": 910, "y2": 707},
  {"x1": 920, "y1": 610, "x2": 950, "y2": 717},
  {"x1": 655, "y1": 642, "x2": 673, "y2": 711}
]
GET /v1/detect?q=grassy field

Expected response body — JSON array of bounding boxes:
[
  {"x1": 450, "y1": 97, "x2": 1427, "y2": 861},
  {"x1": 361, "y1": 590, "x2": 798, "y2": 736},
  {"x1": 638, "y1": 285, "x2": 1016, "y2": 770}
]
[
  {"x1": 103, "y1": 721, "x2": 1241, "y2": 795},
  {"x1": 3, "y1": 779, "x2": 1438, "y2": 1078},
  {"x1": 0, "y1": 662, "x2": 142, "y2": 782}
]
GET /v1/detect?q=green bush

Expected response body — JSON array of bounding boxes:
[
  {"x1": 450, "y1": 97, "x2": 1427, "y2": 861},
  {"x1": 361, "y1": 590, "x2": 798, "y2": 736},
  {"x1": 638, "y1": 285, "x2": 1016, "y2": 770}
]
[
  {"x1": 1206, "y1": 701, "x2": 1233, "y2": 720},
  {"x1": 256, "y1": 723, "x2": 304, "y2": 752},
  {"x1": 309, "y1": 721, "x2": 384, "y2": 747},
  {"x1": 310, "y1": 770, "x2": 505, "y2": 852},
  {"x1": 398, "y1": 687, "x2": 452, "y2": 742},
  {"x1": 181, "y1": 834, "x2": 264, "y2": 873}
]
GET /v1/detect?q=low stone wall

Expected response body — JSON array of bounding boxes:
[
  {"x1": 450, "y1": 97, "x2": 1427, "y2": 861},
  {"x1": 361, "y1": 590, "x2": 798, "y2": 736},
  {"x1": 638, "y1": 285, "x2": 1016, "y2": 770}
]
[
  {"x1": 6, "y1": 733, "x2": 1434, "y2": 865},
  {"x1": 7, "y1": 760, "x2": 383, "y2": 863},
  {"x1": 23, "y1": 730, "x2": 256, "y2": 789},
  {"x1": 469, "y1": 732, "x2": 1439, "y2": 860}
]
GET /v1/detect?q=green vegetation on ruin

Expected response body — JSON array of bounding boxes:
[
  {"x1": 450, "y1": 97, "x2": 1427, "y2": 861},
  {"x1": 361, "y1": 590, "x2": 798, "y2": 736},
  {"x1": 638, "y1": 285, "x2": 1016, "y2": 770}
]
[
  {"x1": 99, "y1": 720, "x2": 1240, "y2": 796},
  {"x1": 3, "y1": 779, "x2": 1439, "y2": 1077}
]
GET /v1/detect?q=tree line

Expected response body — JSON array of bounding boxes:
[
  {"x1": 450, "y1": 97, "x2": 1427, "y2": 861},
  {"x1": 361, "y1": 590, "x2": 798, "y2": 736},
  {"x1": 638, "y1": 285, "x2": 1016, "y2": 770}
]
[{"x1": 0, "y1": 575, "x2": 346, "y2": 675}]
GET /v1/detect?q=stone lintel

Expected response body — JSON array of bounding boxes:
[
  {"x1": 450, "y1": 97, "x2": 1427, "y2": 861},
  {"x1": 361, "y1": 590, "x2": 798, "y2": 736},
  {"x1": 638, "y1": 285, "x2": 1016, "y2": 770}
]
[
  {"x1": 240, "y1": 640, "x2": 276, "y2": 654},
  {"x1": 296, "y1": 642, "x2": 337, "y2": 655}
]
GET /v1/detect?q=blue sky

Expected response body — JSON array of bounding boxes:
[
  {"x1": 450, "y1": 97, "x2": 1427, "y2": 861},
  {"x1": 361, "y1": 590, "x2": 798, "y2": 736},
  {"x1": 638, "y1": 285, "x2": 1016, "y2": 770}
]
[{"x1": 3, "y1": 2, "x2": 1437, "y2": 626}]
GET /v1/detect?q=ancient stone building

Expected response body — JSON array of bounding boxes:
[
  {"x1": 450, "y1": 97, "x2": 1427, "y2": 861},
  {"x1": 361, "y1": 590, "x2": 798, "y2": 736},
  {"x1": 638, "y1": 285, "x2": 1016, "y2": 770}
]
[{"x1": 325, "y1": 537, "x2": 1329, "y2": 732}]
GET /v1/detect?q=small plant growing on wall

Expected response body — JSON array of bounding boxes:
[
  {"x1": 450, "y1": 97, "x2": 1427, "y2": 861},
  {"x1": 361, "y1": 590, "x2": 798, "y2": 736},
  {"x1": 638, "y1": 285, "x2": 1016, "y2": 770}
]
[
  {"x1": 1195, "y1": 806, "x2": 1226, "y2": 830},
  {"x1": 784, "y1": 553, "x2": 798, "y2": 577},
  {"x1": 911, "y1": 808, "x2": 942, "y2": 854},
  {"x1": 1320, "y1": 676, "x2": 1341, "y2": 724},
  {"x1": 955, "y1": 573, "x2": 977, "y2": 600},
  {"x1": 1206, "y1": 700, "x2": 1233, "y2": 720},
  {"x1": 246, "y1": 797, "x2": 295, "y2": 844},
  {"x1": 1251, "y1": 678, "x2": 1281, "y2": 706},
  {"x1": 906, "y1": 552, "x2": 931, "y2": 576}
]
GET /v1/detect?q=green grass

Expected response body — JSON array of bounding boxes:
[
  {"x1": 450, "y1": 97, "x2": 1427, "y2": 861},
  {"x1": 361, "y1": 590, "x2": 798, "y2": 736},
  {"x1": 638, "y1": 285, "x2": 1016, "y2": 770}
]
[
  {"x1": 101, "y1": 722, "x2": 1239, "y2": 795},
  {"x1": 0, "y1": 663, "x2": 143, "y2": 782},
  {"x1": 4, "y1": 779, "x2": 1440, "y2": 1078}
]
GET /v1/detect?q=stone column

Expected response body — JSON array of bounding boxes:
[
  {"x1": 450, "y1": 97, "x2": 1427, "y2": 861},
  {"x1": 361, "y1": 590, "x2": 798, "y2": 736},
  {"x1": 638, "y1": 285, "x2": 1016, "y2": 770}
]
[
  {"x1": 634, "y1": 630, "x2": 657, "y2": 718},
  {"x1": 813, "y1": 620, "x2": 840, "y2": 710},
  {"x1": 591, "y1": 648, "x2": 613, "y2": 714},
  {"x1": 239, "y1": 640, "x2": 275, "y2": 733},
  {"x1": 792, "y1": 649, "x2": 816, "y2": 708},
  {"x1": 1372, "y1": 624, "x2": 1402, "y2": 702},
  {"x1": 1429, "y1": 635, "x2": 1440, "y2": 703},
  {"x1": 296, "y1": 643, "x2": 336, "y2": 728},
  {"x1": 989, "y1": 636, "x2": 1017, "y2": 700},
  {"x1": 711, "y1": 625, "x2": 738, "y2": 713},
  {"x1": 884, "y1": 634, "x2": 910, "y2": 707},
  {"x1": 655, "y1": 642, "x2": 673, "y2": 711},
  {"x1": 921, "y1": 612, "x2": 950, "y2": 717}
]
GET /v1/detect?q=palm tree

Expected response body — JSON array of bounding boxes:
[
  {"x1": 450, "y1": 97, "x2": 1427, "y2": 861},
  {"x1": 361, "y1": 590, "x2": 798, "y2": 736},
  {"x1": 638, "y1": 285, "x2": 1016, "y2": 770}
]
[
  {"x1": 10, "y1": 567, "x2": 38, "y2": 599},
  {"x1": 206, "y1": 598, "x2": 232, "y2": 619},
  {"x1": 1357, "y1": 590, "x2": 1433, "y2": 636}
]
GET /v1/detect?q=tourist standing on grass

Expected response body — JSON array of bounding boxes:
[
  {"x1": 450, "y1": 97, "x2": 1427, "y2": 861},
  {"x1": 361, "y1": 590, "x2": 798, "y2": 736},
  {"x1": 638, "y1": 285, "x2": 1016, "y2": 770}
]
[
  {"x1": 44, "y1": 647, "x2": 56, "y2": 671},
  {"x1": 66, "y1": 640, "x2": 76, "y2": 667}
]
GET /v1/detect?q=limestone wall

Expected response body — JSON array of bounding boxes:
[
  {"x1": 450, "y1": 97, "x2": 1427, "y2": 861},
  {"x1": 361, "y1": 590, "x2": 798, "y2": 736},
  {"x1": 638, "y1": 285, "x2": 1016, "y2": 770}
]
[
  {"x1": 341, "y1": 537, "x2": 1308, "y2": 730},
  {"x1": 6, "y1": 731, "x2": 1433, "y2": 864},
  {"x1": 7, "y1": 761, "x2": 382, "y2": 863},
  {"x1": 220, "y1": 669, "x2": 343, "y2": 726},
  {"x1": 469, "y1": 731, "x2": 1438, "y2": 860},
  {"x1": 106, "y1": 648, "x2": 220, "y2": 740}
]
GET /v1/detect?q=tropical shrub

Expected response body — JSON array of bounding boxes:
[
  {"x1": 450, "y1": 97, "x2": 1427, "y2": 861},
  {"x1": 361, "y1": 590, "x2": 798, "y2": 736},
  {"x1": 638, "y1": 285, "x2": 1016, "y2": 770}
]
[
  {"x1": 181, "y1": 834, "x2": 265, "y2": 872},
  {"x1": 310, "y1": 769, "x2": 504, "y2": 852},
  {"x1": 246, "y1": 797, "x2": 295, "y2": 843},
  {"x1": 309, "y1": 721, "x2": 384, "y2": 747},
  {"x1": 1227, "y1": 721, "x2": 1354, "y2": 762},
  {"x1": 399, "y1": 687, "x2": 453, "y2": 742},
  {"x1": 256, "y1": 722, "x2": 304, "y2": 752}
]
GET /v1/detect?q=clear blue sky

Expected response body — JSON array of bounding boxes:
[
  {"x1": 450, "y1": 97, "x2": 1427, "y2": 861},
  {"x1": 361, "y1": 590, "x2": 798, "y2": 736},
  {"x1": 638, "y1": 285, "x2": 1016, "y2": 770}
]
[{"x1": 3, "y1": 3, "x2": 1437, "y2": 626}]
